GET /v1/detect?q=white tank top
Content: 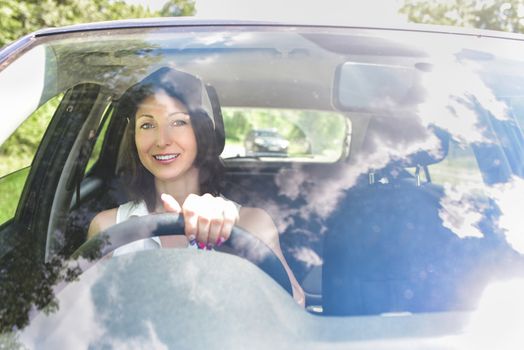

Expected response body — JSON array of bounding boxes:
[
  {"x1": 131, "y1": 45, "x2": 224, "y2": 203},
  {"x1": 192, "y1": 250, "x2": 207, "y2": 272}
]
[{"x1": 113, "y1": 200, "x2": 162, "y2": 256}]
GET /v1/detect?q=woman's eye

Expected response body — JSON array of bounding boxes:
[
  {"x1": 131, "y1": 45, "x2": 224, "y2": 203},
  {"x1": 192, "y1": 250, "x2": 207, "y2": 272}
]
[
  {"x1": 139, "y1": 123, "x2": 154, "y2": 130},
  {"x1": 171, "y1": 120, "x2": 187, "y2": 127}
]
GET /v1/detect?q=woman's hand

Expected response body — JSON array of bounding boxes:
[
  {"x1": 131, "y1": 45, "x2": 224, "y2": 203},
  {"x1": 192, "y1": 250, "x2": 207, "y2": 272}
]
[{"x1": 161, "y1": 193, "x2": 239, "y2": 249}]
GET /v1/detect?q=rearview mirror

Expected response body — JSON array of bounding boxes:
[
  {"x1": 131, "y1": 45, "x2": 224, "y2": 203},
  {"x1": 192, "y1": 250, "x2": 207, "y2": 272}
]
[{"x1": 333, "y1": 62, "x2": 420, "y2": 112}]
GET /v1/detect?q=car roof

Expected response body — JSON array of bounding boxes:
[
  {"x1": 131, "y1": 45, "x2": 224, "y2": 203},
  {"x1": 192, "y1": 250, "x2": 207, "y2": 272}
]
[
  {"x1": 3, "y1": 16, "x2": 524, "y2": 74},
  {"x1": 2, "y1": 16, "x2": 524, "y2": 145},
  {"x1": 11, "y1": 17, "x2": 524, "y2": 42}
]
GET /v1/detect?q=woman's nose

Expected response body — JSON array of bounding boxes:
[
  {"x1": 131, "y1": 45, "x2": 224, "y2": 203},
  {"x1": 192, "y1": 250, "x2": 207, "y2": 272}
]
[{"x1": 156, "y1": 125, "x2": 172, "y2": 147}]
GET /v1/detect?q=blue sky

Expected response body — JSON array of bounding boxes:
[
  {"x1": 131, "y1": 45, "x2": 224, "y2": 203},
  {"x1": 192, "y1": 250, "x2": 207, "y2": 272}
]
[{"x1": 123, "y1": 0, "x2": 407, "y2": 24}]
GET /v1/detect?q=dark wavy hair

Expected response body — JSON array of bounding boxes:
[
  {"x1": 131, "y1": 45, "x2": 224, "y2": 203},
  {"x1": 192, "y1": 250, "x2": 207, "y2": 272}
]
[{"x1": 116, "y1": 67, "x2": 224, "y2": 211}]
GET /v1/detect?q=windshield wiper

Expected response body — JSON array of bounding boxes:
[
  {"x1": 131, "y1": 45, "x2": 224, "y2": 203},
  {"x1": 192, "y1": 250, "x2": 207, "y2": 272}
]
[{"x1": 223, "y1": 155, "x2": 262, "y2": 161}]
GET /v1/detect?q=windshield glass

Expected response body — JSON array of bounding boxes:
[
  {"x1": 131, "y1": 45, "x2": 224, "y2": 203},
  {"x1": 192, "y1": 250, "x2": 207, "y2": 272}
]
[{"x1": 2, "y1": 24, "x2": 524, "y2": 348}]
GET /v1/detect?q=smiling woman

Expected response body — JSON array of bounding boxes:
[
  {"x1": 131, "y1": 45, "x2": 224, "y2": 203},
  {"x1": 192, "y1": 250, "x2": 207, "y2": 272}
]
[{"x1": 87, "y1": 66, "x2": 305, "y2": 303}]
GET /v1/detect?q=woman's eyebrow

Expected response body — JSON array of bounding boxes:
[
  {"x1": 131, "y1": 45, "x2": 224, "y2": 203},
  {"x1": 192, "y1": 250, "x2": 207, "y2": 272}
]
[
  {"x1": 168, "y1": 111, "x2": 189, "y2": 117},
  {"x1": 136, "y1": 114, "x2": 155, "y2": 119}
]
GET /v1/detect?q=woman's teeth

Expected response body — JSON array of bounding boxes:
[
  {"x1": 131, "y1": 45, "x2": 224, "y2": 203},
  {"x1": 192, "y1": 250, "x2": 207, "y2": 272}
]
[{"x1": 154, "y1": 154, "x2": 179, "y2": 161}]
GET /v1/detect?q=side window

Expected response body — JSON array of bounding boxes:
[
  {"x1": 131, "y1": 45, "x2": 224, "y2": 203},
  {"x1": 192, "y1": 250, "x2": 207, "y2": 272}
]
[{"x1": 0, "y1": 95, "x2": 62, "y2": 225}]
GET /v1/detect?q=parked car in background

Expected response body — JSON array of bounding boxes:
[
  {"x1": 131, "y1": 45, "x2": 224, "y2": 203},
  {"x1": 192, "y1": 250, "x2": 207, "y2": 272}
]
[
  {"x1": 244, "y1": 128, "x2": 289, "y2": 156},
  {"x1": 1, "y1": 17, "x2": 524, "y2": 349}
]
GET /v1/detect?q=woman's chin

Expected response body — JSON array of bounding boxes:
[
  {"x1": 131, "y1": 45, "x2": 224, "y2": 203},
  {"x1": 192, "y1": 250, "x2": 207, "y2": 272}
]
[
  {"x1": 151, "y1": 169, "x2": 196, "y2": 183},
  {"x1": 153, "y1": 172, "x2": 184, "y2": 182}
]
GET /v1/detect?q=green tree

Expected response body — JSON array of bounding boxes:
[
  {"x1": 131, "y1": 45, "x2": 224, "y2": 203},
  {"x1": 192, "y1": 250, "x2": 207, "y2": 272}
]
[
  {"x1": 223, "y1": 110, "x2": 253, "y2": 142},
  {"x1": 400, "y1": 0, "x2": 524, "y2": 32},
  {"x1": 160, "y1": 0, "x2": 195, "y2": 16},
  {"x1": 0, "y1": 0, "x2": 196, "y2": 48}
]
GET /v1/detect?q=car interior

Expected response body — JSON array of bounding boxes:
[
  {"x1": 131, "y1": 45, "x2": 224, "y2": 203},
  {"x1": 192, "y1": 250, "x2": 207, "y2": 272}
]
[{"x1": 42, "y1": 78, "x2": 522, "y2": 316}]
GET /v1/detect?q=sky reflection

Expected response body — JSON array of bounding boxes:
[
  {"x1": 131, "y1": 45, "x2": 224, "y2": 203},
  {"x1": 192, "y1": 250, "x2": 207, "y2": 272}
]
[
  {"x1": 418, "y1": 59, "x2": 510, "y2": 145},
  {"x1": 270, "y1": 52, "x2": 523, "y2": 269},
  {"x1": 490, "y1": 177, "x2": 524, "y2": 254},
  {"x1": 439, "y1": 183, "x2": 486, "y2": 239}
]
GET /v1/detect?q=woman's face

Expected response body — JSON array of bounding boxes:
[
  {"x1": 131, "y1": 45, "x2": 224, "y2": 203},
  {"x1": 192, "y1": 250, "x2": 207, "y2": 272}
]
[{"x1": 134, "y1": 90, "x2": 198, "y2": 182}]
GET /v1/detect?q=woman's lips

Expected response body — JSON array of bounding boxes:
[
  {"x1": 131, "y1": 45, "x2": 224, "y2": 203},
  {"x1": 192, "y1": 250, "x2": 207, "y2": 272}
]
[{"x1": 153, "y1": 153, "x2": 180, "y2": 163}]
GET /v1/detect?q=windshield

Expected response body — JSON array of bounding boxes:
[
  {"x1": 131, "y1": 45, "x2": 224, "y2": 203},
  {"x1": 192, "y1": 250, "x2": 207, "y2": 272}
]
[{"x1": 2, "y1": 23, "x2": 524, "y2": 348}]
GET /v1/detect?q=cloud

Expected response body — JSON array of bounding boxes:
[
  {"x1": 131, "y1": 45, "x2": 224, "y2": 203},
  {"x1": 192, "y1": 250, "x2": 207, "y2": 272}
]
[
  {"x1": 490, "y1": 177, "x2": 524, "y2": 254},
  {"x1": 418, "y1": 60, "x2": 510, "y2": 145},
  {"x1": 438, "y1": 183, "x2": 486, "y2": 239},
  {"x1": 289, "y1": 247, "x2": 322, "y2": 268},
  {"x1": 270, "y1": 56, "x2": 510, "y2": 248}
]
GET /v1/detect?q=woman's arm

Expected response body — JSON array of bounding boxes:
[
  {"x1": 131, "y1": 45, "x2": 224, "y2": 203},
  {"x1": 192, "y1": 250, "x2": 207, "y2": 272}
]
[
  {"x1": 87, "y1": 208, "x2": 118, "y2": 239},
  {"x1": 238, "y1": 207, "x2": 305, "y2": 307}
]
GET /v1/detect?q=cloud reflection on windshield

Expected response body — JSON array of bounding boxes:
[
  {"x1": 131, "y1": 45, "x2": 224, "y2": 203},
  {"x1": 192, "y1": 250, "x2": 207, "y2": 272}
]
[
  {"x1": 438, "y1": 183, "x2": 486, "y2": 239},
  {"x1": 290, "y1": 247, "x2": 322, "y2": 268},
  {"x1": 418, "y1": 60, "x2": 510, "y2": 145},
  {"x1": 271, "y1": 55, "x2": 520, "y2": 257},
  {"x1": 490, "y1": 177, "x2": 524, "y2": 254},
  {"x1": 19, "y1": 260, "x2": 105, "y2": 348}
]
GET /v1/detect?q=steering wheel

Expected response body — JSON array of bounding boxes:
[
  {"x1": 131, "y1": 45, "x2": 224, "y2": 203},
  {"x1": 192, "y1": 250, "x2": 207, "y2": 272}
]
[{"x1": 73, "y1": 213, "x2": 293, "y2": 295}]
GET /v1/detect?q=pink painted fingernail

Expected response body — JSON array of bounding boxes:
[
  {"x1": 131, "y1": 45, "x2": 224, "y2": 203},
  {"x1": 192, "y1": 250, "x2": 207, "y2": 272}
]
[
  {"x1": 216, "y1": 237, "x2": 225, "y2": 247},
  {"x1": 197, "y1": 242, "x2": 206, "y2": 250}
]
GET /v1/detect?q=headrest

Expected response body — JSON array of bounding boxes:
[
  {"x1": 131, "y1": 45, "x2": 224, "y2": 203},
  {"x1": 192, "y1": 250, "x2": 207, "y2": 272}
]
[{"x1": 205, "y1": 84, "x2": 226, "y2": 155}]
